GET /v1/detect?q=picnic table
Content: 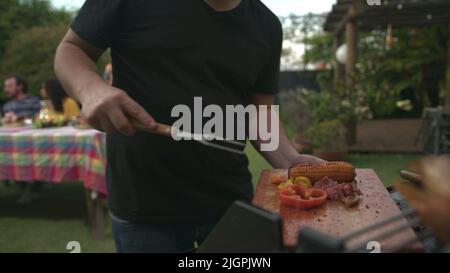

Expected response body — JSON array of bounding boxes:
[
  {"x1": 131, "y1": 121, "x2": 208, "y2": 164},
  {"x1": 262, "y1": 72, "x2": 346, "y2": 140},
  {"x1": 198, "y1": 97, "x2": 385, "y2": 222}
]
[
  {"x1": 0, "y1": 126, "x2": 107, "y2": 239},
  {"x1": 253, "y1": 169, "x2": 421, "y2": 252}
]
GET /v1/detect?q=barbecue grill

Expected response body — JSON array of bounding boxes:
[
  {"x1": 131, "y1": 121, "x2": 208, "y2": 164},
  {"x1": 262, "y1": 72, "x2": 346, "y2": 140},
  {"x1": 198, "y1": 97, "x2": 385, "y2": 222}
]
[{"x1": 198, "y1": 168, "x2": 449, "y2": 253}]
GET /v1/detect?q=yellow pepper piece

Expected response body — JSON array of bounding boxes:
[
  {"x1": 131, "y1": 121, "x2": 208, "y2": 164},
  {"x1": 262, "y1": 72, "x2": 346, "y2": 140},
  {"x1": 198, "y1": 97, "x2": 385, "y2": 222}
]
[
  {"x1": 278, "y1": 179, "x2": 293, "y2": 190},
  {"x1": 293, "y1": 176, "x2": 312, "y2": 187}
]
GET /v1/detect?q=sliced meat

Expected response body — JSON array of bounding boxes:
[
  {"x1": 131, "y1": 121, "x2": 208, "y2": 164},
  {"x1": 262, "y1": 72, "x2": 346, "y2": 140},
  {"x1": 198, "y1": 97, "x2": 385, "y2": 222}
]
[
  {"x1": 341, "y1": 196, "x2": 362, "y2": 207},
  {"x1": 325, "y1": 187, "x2": 342, "y2": 201},
  {"x1": 313, "y1": 176, "x2": 340, "y2": 200},
  {"x1": 313, "y1": 176, "x2": 363, "y2": 207},
  {"x1": 340, "y1": 182, "x2": 362, "y2": 197}
]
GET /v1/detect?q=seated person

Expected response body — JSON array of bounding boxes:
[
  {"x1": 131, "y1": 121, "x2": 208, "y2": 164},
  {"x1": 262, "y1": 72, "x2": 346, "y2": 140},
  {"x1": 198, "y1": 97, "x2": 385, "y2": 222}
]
[
  {"x1": 3, "y1": 75, "x2": 41, "y2": 122},
  {"x1": 2, "y1": 75, "x2": 42, "y2": 204},
  {"x1": 40, "y1": 78, "x2": 80, "y2": 120}
]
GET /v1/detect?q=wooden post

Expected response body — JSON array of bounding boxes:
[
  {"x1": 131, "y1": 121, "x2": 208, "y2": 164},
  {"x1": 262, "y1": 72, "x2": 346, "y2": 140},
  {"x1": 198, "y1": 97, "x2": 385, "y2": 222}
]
[
  {"x1": 345, "y1": 1, "x2": 362, "y2": 87},
  {"x1": 333, "y1": 34, "x2": 344, "y2": 89},
  {"x1": 343, "y1": 1, "x2": 363, "y2": 145},
  {"x1": 85, "y1": 189, "x2": 105, "y2": 240},
  {"x1": 345, "y1": 15, "x2": 357, "y2": 86},
  {"x1": 446, "y1": 24, "x2": 450, "y2": 107}
]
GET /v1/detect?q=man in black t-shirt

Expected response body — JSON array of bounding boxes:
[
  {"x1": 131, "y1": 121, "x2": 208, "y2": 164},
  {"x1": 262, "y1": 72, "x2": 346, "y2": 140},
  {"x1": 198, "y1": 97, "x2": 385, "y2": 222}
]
[{"x1": 55, "y1": 0, "x2": 325, "y2": 253}]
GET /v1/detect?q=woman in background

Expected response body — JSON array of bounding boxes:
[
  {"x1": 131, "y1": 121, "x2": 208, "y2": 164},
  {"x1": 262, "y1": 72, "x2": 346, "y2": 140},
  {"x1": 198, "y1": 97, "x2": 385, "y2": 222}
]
[{"x1": 41, "y1": 78, "x2": 80, "y2": 119}]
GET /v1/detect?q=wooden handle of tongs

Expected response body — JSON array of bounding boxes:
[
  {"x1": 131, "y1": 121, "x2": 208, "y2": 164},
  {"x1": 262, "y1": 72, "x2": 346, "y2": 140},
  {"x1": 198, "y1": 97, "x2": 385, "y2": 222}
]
[
  {"x1": 400, "y1": 170, "x2": 423, "y2": 187},
  {"x1": 131, "y1": 120, "x2": 173, "y2": 137}
]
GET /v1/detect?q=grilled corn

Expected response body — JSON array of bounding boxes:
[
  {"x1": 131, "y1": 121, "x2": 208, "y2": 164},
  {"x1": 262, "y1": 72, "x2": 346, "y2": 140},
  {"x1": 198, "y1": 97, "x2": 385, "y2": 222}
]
[{"x1": 288, "y1": 161, "x2": 356, "y2": 183}]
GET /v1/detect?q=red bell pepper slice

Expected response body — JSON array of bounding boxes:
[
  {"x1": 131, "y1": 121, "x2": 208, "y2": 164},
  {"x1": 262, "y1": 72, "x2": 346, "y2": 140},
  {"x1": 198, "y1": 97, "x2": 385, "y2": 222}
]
[{"x1": 279, "y1": 184, "x2": 327, "y2": 210}]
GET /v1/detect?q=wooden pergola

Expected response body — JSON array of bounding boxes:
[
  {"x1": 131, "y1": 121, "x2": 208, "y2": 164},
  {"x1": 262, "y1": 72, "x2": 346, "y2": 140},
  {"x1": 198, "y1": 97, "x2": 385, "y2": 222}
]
[{"x1": 324, "y1": 0, "x2": 450, "y2": 106}]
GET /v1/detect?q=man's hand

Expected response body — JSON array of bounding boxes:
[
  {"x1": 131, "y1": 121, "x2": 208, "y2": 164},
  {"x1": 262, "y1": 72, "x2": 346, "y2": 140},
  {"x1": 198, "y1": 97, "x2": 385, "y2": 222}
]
[
  {"x1": 55, "y1": 29, "x2": 156, "y2": 136},
  {"x1": 4, "y1": 112, "x2": 18, "y2": 122},
  {"x1": 289, "y1": 154, "x2": 327, "y2": 167},
  {"x1": 249, "y1": 94, "x2": 326, "y2": 169},
  {"x1": 80, "y1": 81, "x2": 156, "y2": 135}
]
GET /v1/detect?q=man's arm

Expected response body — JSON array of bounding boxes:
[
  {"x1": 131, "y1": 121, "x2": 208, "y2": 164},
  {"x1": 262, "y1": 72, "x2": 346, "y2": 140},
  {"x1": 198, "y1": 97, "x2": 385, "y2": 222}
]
[
  {"x1": 249, "y1": 94, "x2": 326, "y2": 169},
  {"x1": 54, "y1": 29, "x2": 156, "y2": 135}
]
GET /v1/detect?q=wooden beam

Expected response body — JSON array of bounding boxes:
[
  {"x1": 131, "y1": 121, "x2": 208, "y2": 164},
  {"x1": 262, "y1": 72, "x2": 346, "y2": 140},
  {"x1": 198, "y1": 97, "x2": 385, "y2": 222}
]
[
  {"x1": 355, "y1": 19, "x2": 450, "y2": 32},
  {"x1": 332, "y1": 0, "x2": 365, "y2": 36},
  {"x1": 325, "y1": 0, "x2": 450, "y2": 32},
  {"x1": 324, "y1": 0, "x2": 360, "y2": 32},
  {"x1": 355, "y1": 11, "x2": 450, "y2": 26}
]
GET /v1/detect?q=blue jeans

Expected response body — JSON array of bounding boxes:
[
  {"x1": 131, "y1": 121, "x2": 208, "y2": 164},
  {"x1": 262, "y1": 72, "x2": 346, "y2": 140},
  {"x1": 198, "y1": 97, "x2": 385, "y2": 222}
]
[{"x1": 111, "y1": 213, "x2": 215, "y2": 253}]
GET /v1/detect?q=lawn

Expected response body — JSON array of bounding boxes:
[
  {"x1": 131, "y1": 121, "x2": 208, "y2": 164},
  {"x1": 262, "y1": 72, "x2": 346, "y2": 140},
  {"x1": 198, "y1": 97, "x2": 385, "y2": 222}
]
[
  {"x1": 0, "y1": 182, "x2": 115, "y2": 253},
  {"x1": 0, "y1": 149, "x2": 421, "y2": 253},
  {"x1": 347, "y1": 153, "x2": 421, "y2": 186}
]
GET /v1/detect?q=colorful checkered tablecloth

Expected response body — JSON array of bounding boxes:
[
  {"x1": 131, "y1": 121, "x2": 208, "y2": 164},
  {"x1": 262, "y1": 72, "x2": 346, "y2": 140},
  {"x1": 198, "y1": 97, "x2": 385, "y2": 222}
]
[{"x1": 0, "y1": 126, "x2": 107, "y2": 195}]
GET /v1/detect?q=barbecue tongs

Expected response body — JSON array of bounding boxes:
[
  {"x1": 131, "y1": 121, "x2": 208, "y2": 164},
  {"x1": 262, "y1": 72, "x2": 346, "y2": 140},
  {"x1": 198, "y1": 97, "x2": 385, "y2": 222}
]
[{"x1": 133, "y1": 121, "x2": 246, "y2": 155}]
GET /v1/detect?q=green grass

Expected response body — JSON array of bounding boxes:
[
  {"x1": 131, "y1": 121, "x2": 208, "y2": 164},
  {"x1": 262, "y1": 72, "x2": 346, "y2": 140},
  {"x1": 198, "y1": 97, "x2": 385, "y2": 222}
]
[
  {"x1": 347, "y1": 153, "x2": 421, "y2": 186},
  {"x1": 0, "y1": 183, "x2": 115, "y2": 253},
  {"x1": 246, "y1": 145, "x2": 272, "y2": 187},
  {"x1": 0, "y1": 151, "x2": 420, "y2": 252}
]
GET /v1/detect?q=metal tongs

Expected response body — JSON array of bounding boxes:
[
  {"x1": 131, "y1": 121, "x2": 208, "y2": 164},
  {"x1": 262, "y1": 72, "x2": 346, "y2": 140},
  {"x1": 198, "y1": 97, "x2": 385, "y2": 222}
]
[{"x1": 133, "y1": 121, "x2": 246, "y2": 155}]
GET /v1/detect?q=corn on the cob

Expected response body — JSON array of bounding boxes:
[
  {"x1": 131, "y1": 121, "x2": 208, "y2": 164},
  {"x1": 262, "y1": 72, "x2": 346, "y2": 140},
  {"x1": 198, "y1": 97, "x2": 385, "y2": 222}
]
[{"x1": 288, "y1": 161, "x2": 356, "y2": 183}]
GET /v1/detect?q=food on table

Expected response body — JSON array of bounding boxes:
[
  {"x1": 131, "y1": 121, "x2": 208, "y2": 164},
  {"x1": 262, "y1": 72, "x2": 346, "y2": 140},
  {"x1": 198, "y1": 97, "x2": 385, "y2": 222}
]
[
  {"x1": 278, "y1": 179, "x2": 293, "y2": 190},
  {"x1": 1, "y1": 112, "x2": 26, "y2": 127},
  {"x1": 293, "y1": 176, "x2": 312, "y2": 187},
  {"x1": 2, "y1": 112, "x2": 17, "y2": 124},
  {"x1": 270, "y1": 174, "x2": 287, "y2": 185},
  {"x1": 313, "y1": 176, "x2": 362, "y2": 207},
  {"x1": 34, "y1": 113, "x2": 67, "y2": 128},
  {"x1": 34, "y1": 100, "x2": 68, "y2": 128},
  {"x1": 72, "y1": 115, "x2": 91, "y2": 129},
  {"x1": 279, "y1": 176, "x2": 312, "y2": 190},
  {"x1": 279, "y1": 184, "x2": 327, "y2": 210},
  {"x1": 288, "y1": 161, "x2": 356, "y2": 183},
  {"x1": 341, "y1": 196, "x2": 362, "y2": 208},
  {"x1": 272, "y1": 162, "x2": 360, "y2": 209},
  {"x1": 23, "y1": 118, "x2": 33, "y2": 126},
  {"x1": 1, "y1": 121, "x2": 25, "y2": 128}
]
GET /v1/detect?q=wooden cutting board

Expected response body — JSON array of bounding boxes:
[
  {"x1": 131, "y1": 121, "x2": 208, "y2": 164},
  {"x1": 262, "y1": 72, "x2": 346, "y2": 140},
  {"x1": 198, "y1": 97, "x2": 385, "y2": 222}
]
[{"x1": 252, "y1": 168, "x2": 422, "y2": 252}]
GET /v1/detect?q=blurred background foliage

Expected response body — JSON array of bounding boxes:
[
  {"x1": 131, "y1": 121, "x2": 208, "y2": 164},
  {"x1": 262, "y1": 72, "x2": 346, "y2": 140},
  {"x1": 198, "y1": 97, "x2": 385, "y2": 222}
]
[
  {"x1": 0, "y1": 0, "x2": 110, "y2": 99},
  {"x1": 0, "y1": 0, "x2": 70, "y2": 58},
  {"x1": 0, "y1": 24, "x2": 69, "y2": 98},
  {"x1": 279, "y1": 13, "x2": 448, "y2": 151},
  {"x1": 299, "y1": 22, "x2": 448, "y2": 119}
]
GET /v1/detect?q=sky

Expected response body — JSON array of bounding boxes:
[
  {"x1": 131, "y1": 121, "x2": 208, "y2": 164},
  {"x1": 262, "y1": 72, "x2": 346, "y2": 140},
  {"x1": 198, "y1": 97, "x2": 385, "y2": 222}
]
[{"x1": 51, "y1": 0, "x2": 336, "y2": 16}]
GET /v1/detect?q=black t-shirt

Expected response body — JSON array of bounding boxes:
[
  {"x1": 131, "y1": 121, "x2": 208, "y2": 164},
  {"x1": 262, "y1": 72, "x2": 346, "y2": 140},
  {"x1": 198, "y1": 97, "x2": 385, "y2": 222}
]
[{"x1": 71, "y1": 0, "x2": 282, "y2": 224}]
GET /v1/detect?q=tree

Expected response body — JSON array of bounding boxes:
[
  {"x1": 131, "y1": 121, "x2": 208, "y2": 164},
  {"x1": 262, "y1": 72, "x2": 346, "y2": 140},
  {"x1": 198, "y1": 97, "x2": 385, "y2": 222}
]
[
  {"x1": 0, "y1": 0, "x2": 71, "y2": 60},
  {"x1": 280, "y1": 13, "x2": 327, "y2": 70},
  {"x1": 303, "y1": 33, "x2": 333, "y2": 66},
  {"x1": 0, "y1": 24, "x2": 111, "y2": 99},
  {"x1": 0, "y1": 24, "x2": 69, "y2": 97}
]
